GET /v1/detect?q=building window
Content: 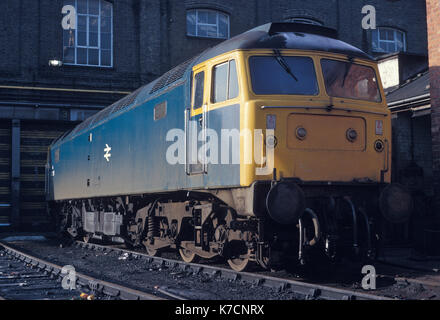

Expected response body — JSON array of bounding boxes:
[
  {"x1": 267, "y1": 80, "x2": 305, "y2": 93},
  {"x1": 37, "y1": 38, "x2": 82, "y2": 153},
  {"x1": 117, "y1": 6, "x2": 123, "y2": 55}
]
[
  {"x1": 187, "y1": 9, "x2": 230, "y2": 39},
  {"x1": 63, "y1": 0, "x2": 113, "y2": 67},
  {"x1": 284, "y1": 17, "x2": 323, "y2": 26},
  {"x1": 372, "y1": 28, "x2": 406, "y2": 53}
]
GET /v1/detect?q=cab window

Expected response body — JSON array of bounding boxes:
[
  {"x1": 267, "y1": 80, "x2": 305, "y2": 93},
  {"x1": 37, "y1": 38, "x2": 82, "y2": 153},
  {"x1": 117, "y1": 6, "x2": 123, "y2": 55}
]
[
  {"x1": 249, "y1": 56, "x2": 318, "y2": 95},
  {"x1": 321, "y1": 59, "x2": 381, "y2": 102},
  {"x1": 212, "y1": 60, "x2": 239, "y2": 103},
  {"x1": 193, "y1": 71, "x2": 205, "y2": 109}
]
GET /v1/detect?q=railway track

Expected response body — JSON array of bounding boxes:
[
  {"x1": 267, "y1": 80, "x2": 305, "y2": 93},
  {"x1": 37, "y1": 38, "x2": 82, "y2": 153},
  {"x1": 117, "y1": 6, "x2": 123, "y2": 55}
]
[
  {"x1": 0, "y1": 242, "x2": 165, "y2": 300},
  {"x1": 74, "y1": 240, "x2": 393, "y2": 300}
]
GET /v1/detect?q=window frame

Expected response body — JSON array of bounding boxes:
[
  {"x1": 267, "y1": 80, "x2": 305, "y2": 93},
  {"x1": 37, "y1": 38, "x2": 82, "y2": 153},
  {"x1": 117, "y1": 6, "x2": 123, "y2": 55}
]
[
  {"x1": 210, "y1": 59, "x2": 239, "y2": 105},
  {"x1": 186, "y1": 9, "x2": 230, "y2": 39},
  {"x1": 247, "y1": 54, "x2": 320, "y2": 97},
  {"x1": 320, "y1": 58, "x2": 383, "y2": 103},
  {"x1": 192, "y1": 70, "x2": 206, "y2": 110},
  {"x1": 372, "y1": 27, "x2": 406, "y2": 53},
  {"x1": 63, "y1": 0, "x2": 113, "y2": 68},
  {"x1": 284, "y1": 17, "x2": 323, "y2": 26}
]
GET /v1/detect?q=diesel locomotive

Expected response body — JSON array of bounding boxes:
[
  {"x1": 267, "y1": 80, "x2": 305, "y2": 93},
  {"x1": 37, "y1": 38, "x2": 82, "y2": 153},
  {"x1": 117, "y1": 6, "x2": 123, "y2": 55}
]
[{"x1": 46, "y1": 23, "x2": 413, "y2": 271}]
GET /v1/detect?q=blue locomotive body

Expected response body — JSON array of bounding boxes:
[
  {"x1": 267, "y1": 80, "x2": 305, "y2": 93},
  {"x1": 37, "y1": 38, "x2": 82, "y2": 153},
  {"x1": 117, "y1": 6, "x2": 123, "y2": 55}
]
[{"x1": 47, "y1": 67, "x2": 240, "y2": 201}]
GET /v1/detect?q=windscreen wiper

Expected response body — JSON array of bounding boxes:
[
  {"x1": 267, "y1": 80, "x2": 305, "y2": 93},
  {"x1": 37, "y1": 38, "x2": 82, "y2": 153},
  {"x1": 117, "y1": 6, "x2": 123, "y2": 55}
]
[
  {"x1": 342, "y1": 56, "x2": 354, "y2": 86},
  {"x1": 273, "y1": 49, "x2": 298, "y2": 82}
]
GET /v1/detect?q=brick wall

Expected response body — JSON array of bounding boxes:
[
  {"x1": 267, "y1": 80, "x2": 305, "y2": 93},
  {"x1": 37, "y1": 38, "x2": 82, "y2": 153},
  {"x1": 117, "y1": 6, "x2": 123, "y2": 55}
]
[
  {"x1": 426, "y1": 0, "x2": 440, "y2": 210},
  {"x1": 0, "y1": 0, "x2": 429, "y2": 95}
]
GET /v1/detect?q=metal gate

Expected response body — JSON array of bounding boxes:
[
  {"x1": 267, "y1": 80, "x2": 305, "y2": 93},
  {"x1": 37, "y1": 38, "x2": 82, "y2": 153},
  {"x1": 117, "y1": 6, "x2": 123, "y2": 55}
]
[{"x1": 20, "y1": 121, "x2": 72, "y2": 229}]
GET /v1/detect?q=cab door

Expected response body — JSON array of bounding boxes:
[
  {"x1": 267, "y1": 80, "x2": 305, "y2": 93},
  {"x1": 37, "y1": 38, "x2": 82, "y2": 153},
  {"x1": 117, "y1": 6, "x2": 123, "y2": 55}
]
[{"x1": 185, "y1": 67, "x2": 207, "y2": 175}]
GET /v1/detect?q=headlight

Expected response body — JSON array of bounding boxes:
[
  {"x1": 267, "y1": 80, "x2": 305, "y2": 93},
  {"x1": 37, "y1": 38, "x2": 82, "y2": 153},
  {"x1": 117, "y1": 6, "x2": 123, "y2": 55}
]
[
  {"x1": 346, "y1": 128, "x2": 358, "y2": 142},
  {"x1": 374, "y1": 139, "x2": 384, "y2": 152},
  {"x1": 296, "y1": 126, "x2": 307, "y2": 140}
]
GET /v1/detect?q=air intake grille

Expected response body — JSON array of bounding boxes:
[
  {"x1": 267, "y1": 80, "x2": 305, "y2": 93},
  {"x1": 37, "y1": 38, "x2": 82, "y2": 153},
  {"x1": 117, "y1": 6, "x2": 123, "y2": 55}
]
[{"x1": 150, "y1": 56, "x2": 198, "y2": 94}]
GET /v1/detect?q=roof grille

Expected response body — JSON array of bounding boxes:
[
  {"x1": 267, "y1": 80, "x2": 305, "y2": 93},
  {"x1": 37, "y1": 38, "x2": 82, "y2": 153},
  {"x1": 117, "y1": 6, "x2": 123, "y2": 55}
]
[
  {"x1": 111, "y1": 86, "x2": 144, "y2": 115},
  {"x1": 71, "y1": 115, "x2": 94, "y2": 136},
  {"x1": 150, "y1": 56, "x2": 198, "y2": 94}
]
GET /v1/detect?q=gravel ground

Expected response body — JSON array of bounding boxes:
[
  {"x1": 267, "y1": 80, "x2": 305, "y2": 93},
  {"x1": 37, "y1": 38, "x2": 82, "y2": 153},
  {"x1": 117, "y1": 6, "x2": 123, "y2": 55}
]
[
  {"x1": 4, "y1": 239, "x2": 306, "y2": 300},
  {"x1": 5, "y1": 238, "x2": 440, "y2": 300}
]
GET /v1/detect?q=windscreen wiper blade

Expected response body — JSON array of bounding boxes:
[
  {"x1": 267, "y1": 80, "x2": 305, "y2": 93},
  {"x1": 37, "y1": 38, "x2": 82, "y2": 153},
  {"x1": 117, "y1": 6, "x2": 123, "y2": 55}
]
[
  {"x1": 342, "y1": 56, "x2": 354, "y2": 86},
  {"x1": 273, "y1": 49, "x2": 298, "y2": 82}
]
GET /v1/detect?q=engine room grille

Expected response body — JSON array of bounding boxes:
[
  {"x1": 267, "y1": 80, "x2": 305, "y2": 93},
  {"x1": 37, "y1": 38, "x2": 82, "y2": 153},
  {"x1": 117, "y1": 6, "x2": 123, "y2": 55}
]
[{"x1": 150, "y1": 56, "x2": 199, "y2": 94}]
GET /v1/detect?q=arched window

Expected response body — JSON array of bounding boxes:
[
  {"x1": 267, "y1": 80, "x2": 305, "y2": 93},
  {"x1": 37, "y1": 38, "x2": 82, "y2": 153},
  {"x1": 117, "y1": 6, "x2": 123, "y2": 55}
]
[
  {"x1": 284, "y1": 17, "x2": 323, "y2": 26},
  {"x1": 372, "y1": 27, "x2": 406, "y2": 53},
  {"x1": 63, "y1": 0, "x2": 113, "y2": 67},
  {"x1": 187, "y1": 9, "x2": 230, "y2": 39}
]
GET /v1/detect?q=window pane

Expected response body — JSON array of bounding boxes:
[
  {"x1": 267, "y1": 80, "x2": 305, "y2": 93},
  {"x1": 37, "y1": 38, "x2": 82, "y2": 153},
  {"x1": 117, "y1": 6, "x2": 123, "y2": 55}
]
[
  {"x1": 198, "y1": 11, "x2": 208, "y2": 24},
  {"x1": 372, "y1": 30, "x2": 378, "y2": 48},
  {"x1": 198, "y1": 25, "x2": 209, "y2": 37},
  {"x1": 187, "y1": 11, "x2": 196, "y2": 36},
  {"x1": 89, "y1": 32, "x2": 98, "y2": 47},
  {"x1": 193, "y1": 72, "x2": 205, "y2": 109},
  {"x1": 88, "y1": 48, "x2": 99, "y2": 65},
  {"x1": 101, "y1": 16, "x2": 111, "y2": 33},
  {"x1": 63, "y1": 29, "x2": 75, "y2": 47},
  {"x1": 88, "y1": 0, "x2": 99, "y2": 15},
  {"x1": 78, "y1": 31, "x2": 87, "y2": 46},
  {"x1": 396, "y1": 40, "x2": 404, "y2": 51},
  {"x1": 101, "y1": 49, "x2": 111, "y2": 66},
  {"x1": 63, "y1": 47, "x2": 75, "y2": 64},
  {"x1": 89, "y1": 16, "x2": 98, "y2": 32},
  {"x1": 219, "y1": 15, "x2": 228, "y2": 38},
  {"x1": 250, "y1": 56, "x2": 318, "y2": 95},
  {"x1": 206, "y1": 25, "x2": 217, "y2": 38},
  {"x1": 387, "y1": 42, "x2": 395, "y2": 52},
  {"x1": 228, "y1": 60, "x2": 239, "y2": 99},
  {"x1": 78, "y1": 15, "x2": 87, "y2": 31},
  {"x1": 208, "y1": 11, "x2": 217, "y2": 24},
  {"x1": 77, "y1": 0, "x2": 87, "y2": 14},
  {"x1": 213, "y1": 63, "x2": 228, "y2": 103},
  {"x1": 77, "y1": 47, "x2": 87, "y2": 64},
  {"x1": 321, "y1": 59, "x2": 381, "y2": 102},
  {"x1": 379, "y1": 42, "x2": 387, "y2": 52},
  {"x1": 101, "y1": 1, "x2": 112, "y2": 16},
  {"x1": 101, "y1": 32, "x2": 111, "y2": 49},
  {"x1": 379, "y1": 29, "x2": 387, "y2": 40}
]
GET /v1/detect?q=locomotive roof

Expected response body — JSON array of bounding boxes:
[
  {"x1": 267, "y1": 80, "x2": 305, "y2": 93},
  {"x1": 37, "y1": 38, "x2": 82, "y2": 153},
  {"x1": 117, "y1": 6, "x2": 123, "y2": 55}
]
[
  {"x1": 194, "y1": 22, "x2": 372, "y2": 64},
  {"x1": 54, "y1": 23, "x2": 372, "y2": 145}
]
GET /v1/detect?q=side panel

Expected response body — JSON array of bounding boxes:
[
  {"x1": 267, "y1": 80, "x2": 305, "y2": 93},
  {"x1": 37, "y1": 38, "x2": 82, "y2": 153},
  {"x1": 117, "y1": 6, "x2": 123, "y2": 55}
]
[{"x1": 51, "y1": 83, "x2": 241, "y2": 200}]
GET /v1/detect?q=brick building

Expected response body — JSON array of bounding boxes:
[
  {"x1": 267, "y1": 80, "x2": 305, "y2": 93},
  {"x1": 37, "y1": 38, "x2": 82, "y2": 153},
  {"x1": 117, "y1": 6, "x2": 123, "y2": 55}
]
[
  {"x1": 0, "y1": 0, "x2": 429, "y2": 230},
  {"x1": 426, "y1": 0, "x2": 440, "y2": 215}
]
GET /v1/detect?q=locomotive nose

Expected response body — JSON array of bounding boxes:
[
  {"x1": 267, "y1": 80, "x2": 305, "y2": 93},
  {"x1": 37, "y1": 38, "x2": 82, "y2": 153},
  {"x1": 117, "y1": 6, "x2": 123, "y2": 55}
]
[
  {"x1": 379, "y1": 183, "x2": 413, "y2": 224},
  {"x1": 266, "y1": 181, "x2": 305, "y2": 225}
]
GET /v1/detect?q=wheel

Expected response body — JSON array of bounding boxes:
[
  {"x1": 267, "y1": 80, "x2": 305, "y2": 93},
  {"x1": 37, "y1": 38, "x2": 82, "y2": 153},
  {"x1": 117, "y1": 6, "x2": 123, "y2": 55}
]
[
  {"x1": 83, "y1": 234, "x2": 91, "y2": 243},
  {"x1": 227, "y1": 257, "x2": 250, "y2": 272},
  {"x1": 179, "y1": 248, "x2": 199, "y2": 263}
]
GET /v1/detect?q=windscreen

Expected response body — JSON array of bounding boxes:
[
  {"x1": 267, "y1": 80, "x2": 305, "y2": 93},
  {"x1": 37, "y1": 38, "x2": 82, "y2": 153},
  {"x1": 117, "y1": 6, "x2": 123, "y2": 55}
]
[
  {"x1": 321, "y1": 59, "x2": 381, "y2": 102},
  {"x1": 249, "y1": 56, "x2": 318, "y2": 95}
]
